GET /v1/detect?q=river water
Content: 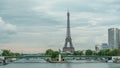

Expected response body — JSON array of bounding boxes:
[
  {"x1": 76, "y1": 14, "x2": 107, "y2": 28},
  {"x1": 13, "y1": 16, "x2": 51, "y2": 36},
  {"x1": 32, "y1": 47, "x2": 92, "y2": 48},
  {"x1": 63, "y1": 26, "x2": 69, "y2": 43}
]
[{"x1": 1, "y1": 62, "x2": 120, "y2": 68}]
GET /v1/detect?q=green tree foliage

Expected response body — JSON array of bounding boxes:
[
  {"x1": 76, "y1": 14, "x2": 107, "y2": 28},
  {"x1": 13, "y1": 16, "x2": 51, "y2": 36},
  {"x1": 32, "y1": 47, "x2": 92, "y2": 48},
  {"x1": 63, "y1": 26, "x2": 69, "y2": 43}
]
[
  {"x1": 111, "y1": 49, "x2": 120, "y2": 56},
  {"x1": 2, "y1": 50, "x2": 11, "y2": 56},
  {"x1": 74, "y1": 50, "x2": 83, "y2": 55},
  {"x1": 14, "y1": 53, "x2": 20, "y2": 57},
  {"x1": 45, "y1": 49, "x2": 54, "y2": 56},
  {"x1": 45, "y1": 49, "x2": 120, "y2": 58},
  {"x1": 51, "y1": 51, "x2": 59, "y2": 58},
  {"x1": 98, "y1": 50, "x2": 107, "y2": 56},
  {"x1": 2, "y1": 50, "x2": 20, "y2": 57},
  {"x1": 45, "y1": 49, "x2": 59, "y2": 58},
  {"x1": 97, "y1": 49, "x2": 120, "y2": 56},
  {"x1": 85, "y1": 49, "x2": 93, "y2": 55},
  {"x1": 92, "y1": 51, "x2": 97, "y2": 55}
]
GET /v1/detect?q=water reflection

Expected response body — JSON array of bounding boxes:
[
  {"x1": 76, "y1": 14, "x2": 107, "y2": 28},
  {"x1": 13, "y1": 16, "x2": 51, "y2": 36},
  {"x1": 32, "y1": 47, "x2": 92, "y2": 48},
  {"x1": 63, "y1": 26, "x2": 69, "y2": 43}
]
[
  {"x1": 65, "y1": 63, "x2": 72, "y2": 68},
  {"x1": 108, "y1": 63, "x2": 120, "y2": 68},
  {"x1": 1, "y1": 62, "x2": 120, "y2": 68}
]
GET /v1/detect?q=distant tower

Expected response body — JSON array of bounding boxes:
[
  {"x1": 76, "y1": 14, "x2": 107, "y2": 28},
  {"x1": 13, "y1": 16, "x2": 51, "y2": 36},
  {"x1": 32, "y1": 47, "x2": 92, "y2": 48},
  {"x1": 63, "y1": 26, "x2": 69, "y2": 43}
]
[{"x1": 63, "y1": 11, "x2": 75, "y2": 53}]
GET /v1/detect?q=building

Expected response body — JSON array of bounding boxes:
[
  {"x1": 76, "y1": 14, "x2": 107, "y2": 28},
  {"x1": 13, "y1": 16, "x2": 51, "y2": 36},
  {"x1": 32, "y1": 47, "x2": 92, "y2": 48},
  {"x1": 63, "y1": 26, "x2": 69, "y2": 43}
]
[
  {"x1": 108, "y1": 28, "x2": 120, "y2": 49},
  {"x1": 95, "y1": 45, "x2": 101, "y2": 52},
  {"x1": 119, "y1": 30, "x2": 120, "y2": 48},
  {"x1": 101, "y1": 43, "x2": 109, "y2": 50}
]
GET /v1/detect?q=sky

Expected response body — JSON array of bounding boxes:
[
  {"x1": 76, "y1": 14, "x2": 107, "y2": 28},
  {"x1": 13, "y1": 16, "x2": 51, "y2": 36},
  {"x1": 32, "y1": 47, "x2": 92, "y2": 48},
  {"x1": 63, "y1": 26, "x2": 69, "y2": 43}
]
[{"x1": 0, "y1": 0, "x2": 120, "y2": 53}]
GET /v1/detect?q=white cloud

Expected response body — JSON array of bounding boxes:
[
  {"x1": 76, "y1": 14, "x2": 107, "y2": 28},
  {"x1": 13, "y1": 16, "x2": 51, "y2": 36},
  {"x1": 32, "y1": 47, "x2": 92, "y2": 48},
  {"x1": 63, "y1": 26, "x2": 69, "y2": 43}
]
[
  {"x1": 0, "y1": 0, "x2": 120, "y2": 53},
  {"x1": 0, "y1": 17, "x2": 17, "y2": 42}
]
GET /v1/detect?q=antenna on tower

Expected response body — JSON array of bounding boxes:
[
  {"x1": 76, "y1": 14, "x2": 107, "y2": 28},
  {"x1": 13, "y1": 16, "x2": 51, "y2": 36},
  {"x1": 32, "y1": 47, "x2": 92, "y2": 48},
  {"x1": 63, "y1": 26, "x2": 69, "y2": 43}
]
[{"x1": 67, "y1": 8, "x2": 70, "y2": 13}]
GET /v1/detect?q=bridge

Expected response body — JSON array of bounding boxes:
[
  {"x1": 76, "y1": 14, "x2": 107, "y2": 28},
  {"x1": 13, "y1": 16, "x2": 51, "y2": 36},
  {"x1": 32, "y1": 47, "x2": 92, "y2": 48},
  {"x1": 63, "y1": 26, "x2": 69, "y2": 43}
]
[
  {"x1": 1, "y1": 55, "x2": 112, "y2": 64},
  {"x1": 4, "y1": 55, "x2": 111, "y2": 60}
]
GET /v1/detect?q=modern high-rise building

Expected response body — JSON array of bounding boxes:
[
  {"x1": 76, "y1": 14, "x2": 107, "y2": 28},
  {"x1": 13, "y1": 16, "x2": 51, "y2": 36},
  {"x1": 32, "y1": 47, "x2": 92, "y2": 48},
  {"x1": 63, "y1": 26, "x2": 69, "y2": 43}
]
[
  {"x1": 118, "y1": 30, "x2": 120, "y2": 48},
  {"x1": 101, "y1": 43, "x2": 109, "y2": 50},
  {"x1": 108, "y1": 28, "x2": 120, "y2": 49}
]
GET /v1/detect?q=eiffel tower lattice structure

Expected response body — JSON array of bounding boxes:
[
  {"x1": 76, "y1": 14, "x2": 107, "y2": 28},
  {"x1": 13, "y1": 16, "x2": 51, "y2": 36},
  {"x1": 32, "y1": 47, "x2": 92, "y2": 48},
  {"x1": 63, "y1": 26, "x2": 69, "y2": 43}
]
[{"x1": 63, "y1": 11, "x2": 75, "y2": 53}]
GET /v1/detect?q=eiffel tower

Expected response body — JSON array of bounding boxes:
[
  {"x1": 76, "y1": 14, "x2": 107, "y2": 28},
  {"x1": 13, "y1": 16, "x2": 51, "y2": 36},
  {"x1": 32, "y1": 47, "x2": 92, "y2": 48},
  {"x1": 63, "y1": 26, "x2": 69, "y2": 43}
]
[{"x1": 63, "y1": 11, "x2": 75, "y2": 53}]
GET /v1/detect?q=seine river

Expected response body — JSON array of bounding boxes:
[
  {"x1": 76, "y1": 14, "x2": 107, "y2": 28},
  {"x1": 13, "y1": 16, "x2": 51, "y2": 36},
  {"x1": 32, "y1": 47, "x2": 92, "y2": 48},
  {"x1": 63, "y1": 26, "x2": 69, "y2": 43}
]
[{"x1": 1, "y1": 63, "x2": 120, "y2": 68}]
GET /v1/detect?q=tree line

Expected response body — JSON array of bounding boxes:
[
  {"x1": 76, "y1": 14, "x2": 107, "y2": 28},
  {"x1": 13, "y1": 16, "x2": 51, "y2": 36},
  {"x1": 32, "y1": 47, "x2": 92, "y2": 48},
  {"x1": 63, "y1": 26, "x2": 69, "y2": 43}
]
[
  {"x1": 1, "y1": 50, "x2": 20, "y2": 57},
  {"x1": 74, "y1": 49, "x2": 120, "y2": 56},
  {"x1": 1, "y1": 49, "x2": 120, "y2": 58},
  {"x1": 45, "y1": 49, "x2": 120, "y2": 58}
]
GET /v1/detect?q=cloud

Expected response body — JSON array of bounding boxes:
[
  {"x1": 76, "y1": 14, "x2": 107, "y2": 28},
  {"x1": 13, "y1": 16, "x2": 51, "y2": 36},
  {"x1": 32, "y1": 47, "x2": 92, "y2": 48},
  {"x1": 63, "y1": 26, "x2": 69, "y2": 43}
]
[
  {"x1": 0, "y1": 17, "x2": 17, "y2": 42},
  {"x1": 0, "y1": 0, "x2": 120, "y2": 53}
]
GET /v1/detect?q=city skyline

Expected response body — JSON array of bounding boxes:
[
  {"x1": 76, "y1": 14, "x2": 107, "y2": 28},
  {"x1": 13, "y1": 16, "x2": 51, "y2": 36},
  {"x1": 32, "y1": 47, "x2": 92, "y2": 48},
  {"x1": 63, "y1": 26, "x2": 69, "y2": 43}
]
[{"x1": 0, "y1": 0, "x2": 120, "y2": 53}]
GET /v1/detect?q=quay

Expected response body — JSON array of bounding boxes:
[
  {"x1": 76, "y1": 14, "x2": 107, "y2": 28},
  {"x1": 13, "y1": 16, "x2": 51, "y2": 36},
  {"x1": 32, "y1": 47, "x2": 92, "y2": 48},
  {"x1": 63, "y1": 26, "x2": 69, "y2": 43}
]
[{"x1": 1, "y1": 55, "x2": 120, "y2": 65}]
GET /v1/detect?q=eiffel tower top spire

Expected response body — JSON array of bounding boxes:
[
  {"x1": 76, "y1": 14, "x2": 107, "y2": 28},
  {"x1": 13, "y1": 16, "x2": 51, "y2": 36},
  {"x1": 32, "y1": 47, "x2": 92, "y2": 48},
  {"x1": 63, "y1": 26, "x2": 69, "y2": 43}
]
[{"x1": 67, "y1": 11, "x2": 71, "y2": 37}]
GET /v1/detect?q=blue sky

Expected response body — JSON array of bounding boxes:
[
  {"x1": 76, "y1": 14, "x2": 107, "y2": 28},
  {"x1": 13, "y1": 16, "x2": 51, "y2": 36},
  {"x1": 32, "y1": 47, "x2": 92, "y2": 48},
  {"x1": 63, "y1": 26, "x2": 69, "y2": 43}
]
[{"x1": 0, "y1": 0, "x2": 120, "y2": 53}]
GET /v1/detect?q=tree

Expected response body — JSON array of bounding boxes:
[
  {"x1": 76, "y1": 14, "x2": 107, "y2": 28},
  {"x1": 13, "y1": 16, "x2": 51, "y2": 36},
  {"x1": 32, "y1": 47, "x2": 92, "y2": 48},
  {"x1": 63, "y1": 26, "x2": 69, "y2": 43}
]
[
  {"x1": 2, "y1": 50, "x2": 12, "y2": 56},
  {"x1": 85, "y1": 49, "x2": 93, "y2": 55},
  {"x1": 51, "y1": 51, "x2": 59, "y2": 58},
  {"x1": 98, "y1": 50, "x2": 105, "y2": 56},
  {"x1": 14, "y1": 53, "x2": 20, "y2": 57},
  {"x1": 110, "y1": 49, "x2": 120, "y2": 56},
  {"x1": 104, "y1": 49, "x2": 110, "y2": 56},
  {"x1": 97, "y1": 49, "x2": 120, "y2": 56},
  {"x1": 45, "y1": 49, "x2": 59, "y2": 58},
  {"x1": 45, "y1": 49, "x2": 54, "y2": 56},
  {"x1": 2, "y1": 50, "x2": 20, "y2": 57},
  {"x1": 92, "y1": 51, "x2": 97, "y2": 55},
  {"x1": 74, "y1": 50, "x2": 83, "y2": 55}
]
